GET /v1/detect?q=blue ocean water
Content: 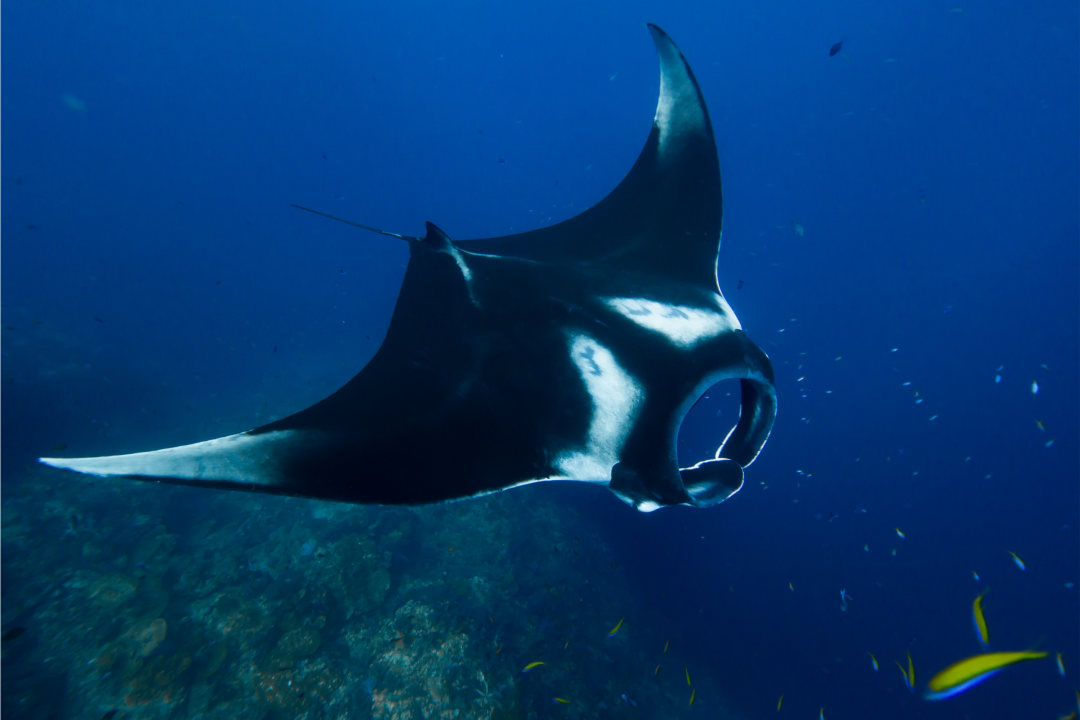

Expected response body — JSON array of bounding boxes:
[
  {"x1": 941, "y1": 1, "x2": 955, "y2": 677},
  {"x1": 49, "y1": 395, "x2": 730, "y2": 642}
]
[{"x1": 3, "y1": 0, "x2": 1077, "y2": 719}]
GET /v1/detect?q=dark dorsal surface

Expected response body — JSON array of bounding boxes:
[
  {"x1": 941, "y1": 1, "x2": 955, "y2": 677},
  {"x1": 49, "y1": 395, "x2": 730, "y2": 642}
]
[
  {"x1": 39, "y1": 25, "x2": 776, "y2": 513},
  {"x1": 461, "y1": 25, "x2": 723, "y2": 293}
]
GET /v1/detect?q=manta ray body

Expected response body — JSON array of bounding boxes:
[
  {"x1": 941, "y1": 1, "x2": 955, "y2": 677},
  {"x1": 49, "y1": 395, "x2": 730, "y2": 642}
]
[{"x1": 41, "y1": 25, "x2": 776, "y2": 512}]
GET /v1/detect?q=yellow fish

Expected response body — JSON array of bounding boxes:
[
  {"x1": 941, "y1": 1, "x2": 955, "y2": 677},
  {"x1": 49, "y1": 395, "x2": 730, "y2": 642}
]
[
  {"x1": 655, "y1": 664, "x2": 660, "y2": 675},
  {"x1": 896, "y1": 527, "x2": 906, "y2": 538},
  {"x1": 689, "y1": 688, "x2": 696, "y2": 706},
  {"x1": 1008, "y1": 551, "x2": 1026, "y2": 570},
  {"x1": 495, "y1": 645, "x2": 502, "y2": 654},
  {"x1": 522, "y1": 661, "x2": 546, "y2": 673},
  {"x1": 664, "y1": 640, "x2": 670, "y2": 653},
  {"x1": 553, "y1": 698, "x2": 570, "y2": 705},
  {"x1": 908, "y1": 653, "x2": 916, "y2": 689},
  {"x1": 1056, "y1": 652, "x2": 1066, "y2": 676},
  {"x1": 608, "y1": 618, "x2": 624, "y2": 637},
  {"x1": 869, "y1": 652, "x2": 879, "y2": 672},
  {"x1": 895, "y1": 660, "x2": 913, "y2": 692},
  {"x1": 686, "y1": 667, "x2": 691, "y2": 686},
  {"x1": 789, "y1": 582, "x2": 794, "y2": 592},
  {"x1": 564, "y1": 640, "x2": 569, "y2": 649},
  {"x1": 777, "y1": 694, "x2": 783, "y2": 711},
  {"x1": 973, "y1": 589, "x2": 991, "y2": 649},
  {"x1": 924, "y1": 651, "x2": 1048, "y2": 700}
]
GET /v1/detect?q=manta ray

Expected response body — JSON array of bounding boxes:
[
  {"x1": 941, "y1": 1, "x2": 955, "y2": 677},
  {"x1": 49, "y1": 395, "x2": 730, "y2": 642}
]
[{"x1": 41, "y1": 25, "x2": 776, "y2": 512}]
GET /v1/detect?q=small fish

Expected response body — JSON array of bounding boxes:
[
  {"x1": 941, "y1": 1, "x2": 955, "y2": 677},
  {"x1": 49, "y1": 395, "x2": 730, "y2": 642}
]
[
  {"x1": 791, "y1": 221, "x2": 805, "y2": 236},
  {"x1": 972, "y1": 571, "x2": 980, "y2": 581},
  {"x1": 972, "y1": 589, "x2": 991, "y2": 649},
  {"x1": 655, "y1": 664, "x2": 661, "y2": 675},
  {"x1": 448, "y1": 547, "x2": 455, "y2": 551},
  {"x1": 891, "y1": 549, "x2": 898, "y2": 556},
  {"x1": 829, "y1": 39, "x2": 844, "y2": 56},
  {"x1": 553, "y1": 698, "x2": 570, "y2": 705},
  {"x1": 777, "y1": 694, "x2": 783, "y2": 711},
  {"x1": 869, "y1": 652, "x2": 879, "y2": 672},
  {"x1": 737, "y1": 279, "x2": 744, "y2": 290},
  {"x1": 1, "y1": 627, "x2": 26, "y2": 642},
  {"x1": 686, "y1": 667, "x2": 691, "y2": 686},
  {"x1": 495, "y1": 645, "x2": 502, "y2": 654},
  {"x1": 820, "y1": 708, "x2": 825, "y2": 720},
  {"x1": 1032, "y1": 381, "x2": 1039, "y2": 394},
  {"x1": 908, "y1": 653, "x2": 916, "y2": 690},
  {"x1": 689, "y1": 688, "x2": 696, "y2": 706},
  {"x1": 896, "y1": 528, "x2": 906, "y2": 538},
  {"x1": 924, "y1": 651, "x2": 1048, "y2": 700},
  {"x1": 896, "y1": 660, "x2": 913, "y2": 691},
  {"x1": 840, "y1": 589, "x2": 852, "y2": 612},
  {"x1": 664, "y1": 640, "x2": 670, "y2": 653},
  {"x1": 564, "y1": 640, "x2": 569, "y2": 649},
  {"x1": 789, "y1": 582, "x2": 795, "y2": 592},
  {"x1": 608, "y1": 618, "x2": 624, "y2": 637},
  {"x1": 1037, "y1": 421, "x2": 1046, "y2": 431},
  {"x1": 522, "y1": 661, "x2": 545, "y2": 673},
  {"x1": 995, "y1": 374, "x2": 1001, "y2": 383},
  {"x1": 1008, "y1": 551, "x2": 1026, "y2": 570},
  {"x1": 863, "y1": 544, "x2": 869, "y2": 552},
  {"x1": 1056, "y1": 652, "x2": 1066, "y2": 677}
]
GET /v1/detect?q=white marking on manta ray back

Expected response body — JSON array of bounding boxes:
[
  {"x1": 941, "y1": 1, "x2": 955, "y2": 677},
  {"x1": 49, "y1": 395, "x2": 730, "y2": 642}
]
[
  {"x1": 555, "y1": 333, "x2": 643, "y2": 482},
  {"x1": 39, "y1": 430, "x2": 297, "y2": 484},
  {"x1": 604, "y1": 297, "x2": 737, "y2": 348}
]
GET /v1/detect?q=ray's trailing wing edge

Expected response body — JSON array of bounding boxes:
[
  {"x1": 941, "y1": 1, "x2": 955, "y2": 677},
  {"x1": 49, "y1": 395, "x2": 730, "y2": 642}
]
[
  {"x1": 40, "y1": 24, "x2": 777, "y2": 512},
  {"x1": 460, "y1": 24, "x2": 722, "y2": 291}
]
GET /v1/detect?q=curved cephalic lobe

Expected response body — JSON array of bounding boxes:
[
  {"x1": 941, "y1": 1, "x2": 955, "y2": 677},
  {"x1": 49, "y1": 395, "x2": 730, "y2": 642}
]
[{"x1": 41, "y1": 25, "x2": 776, "y2": 512}]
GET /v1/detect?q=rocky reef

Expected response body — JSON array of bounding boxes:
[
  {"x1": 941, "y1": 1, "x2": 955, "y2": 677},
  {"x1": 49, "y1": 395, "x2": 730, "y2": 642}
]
[{"x1": 1, "y1": 465, "x2": 742, "y2": 719}]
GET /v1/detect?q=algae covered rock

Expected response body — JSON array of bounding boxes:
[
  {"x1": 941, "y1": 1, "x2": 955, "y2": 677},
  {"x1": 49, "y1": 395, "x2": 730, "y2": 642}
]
[
  {"x1": 128, "y1": 617, "x2": 167, "y2": 657},
  {"x1": 88, "y1": 573, "x2": 138, "y2": 608},
  {"x1": 277, "y1": 626, "x2": 320, "y2": 657}
]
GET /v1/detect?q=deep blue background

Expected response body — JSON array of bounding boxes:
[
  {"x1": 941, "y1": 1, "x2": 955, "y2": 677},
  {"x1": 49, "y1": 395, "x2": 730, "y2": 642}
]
[{"x1": 4, "y1": 0, "x2": 1077, "y2": 718}]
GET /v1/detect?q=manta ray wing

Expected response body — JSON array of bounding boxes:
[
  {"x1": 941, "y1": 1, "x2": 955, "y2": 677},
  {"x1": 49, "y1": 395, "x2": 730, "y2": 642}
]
[
  {"x1": 40, "y1": 25, "x2": 776, "y2": 512},
  {"x1": 462, "y1": 25, "x2": 721, "y2": 292}
]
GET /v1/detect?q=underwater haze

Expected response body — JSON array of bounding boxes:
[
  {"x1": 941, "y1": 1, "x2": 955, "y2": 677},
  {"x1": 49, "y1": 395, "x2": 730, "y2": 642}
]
[{"x1": 3, "y1": 0, "x2": 1078, "y2": 719}]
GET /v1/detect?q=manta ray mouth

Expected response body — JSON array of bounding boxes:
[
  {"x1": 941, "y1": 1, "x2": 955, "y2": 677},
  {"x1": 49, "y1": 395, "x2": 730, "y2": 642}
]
[{"x1": 678, "y1": 374, "x2": 776, "y2": 509}]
